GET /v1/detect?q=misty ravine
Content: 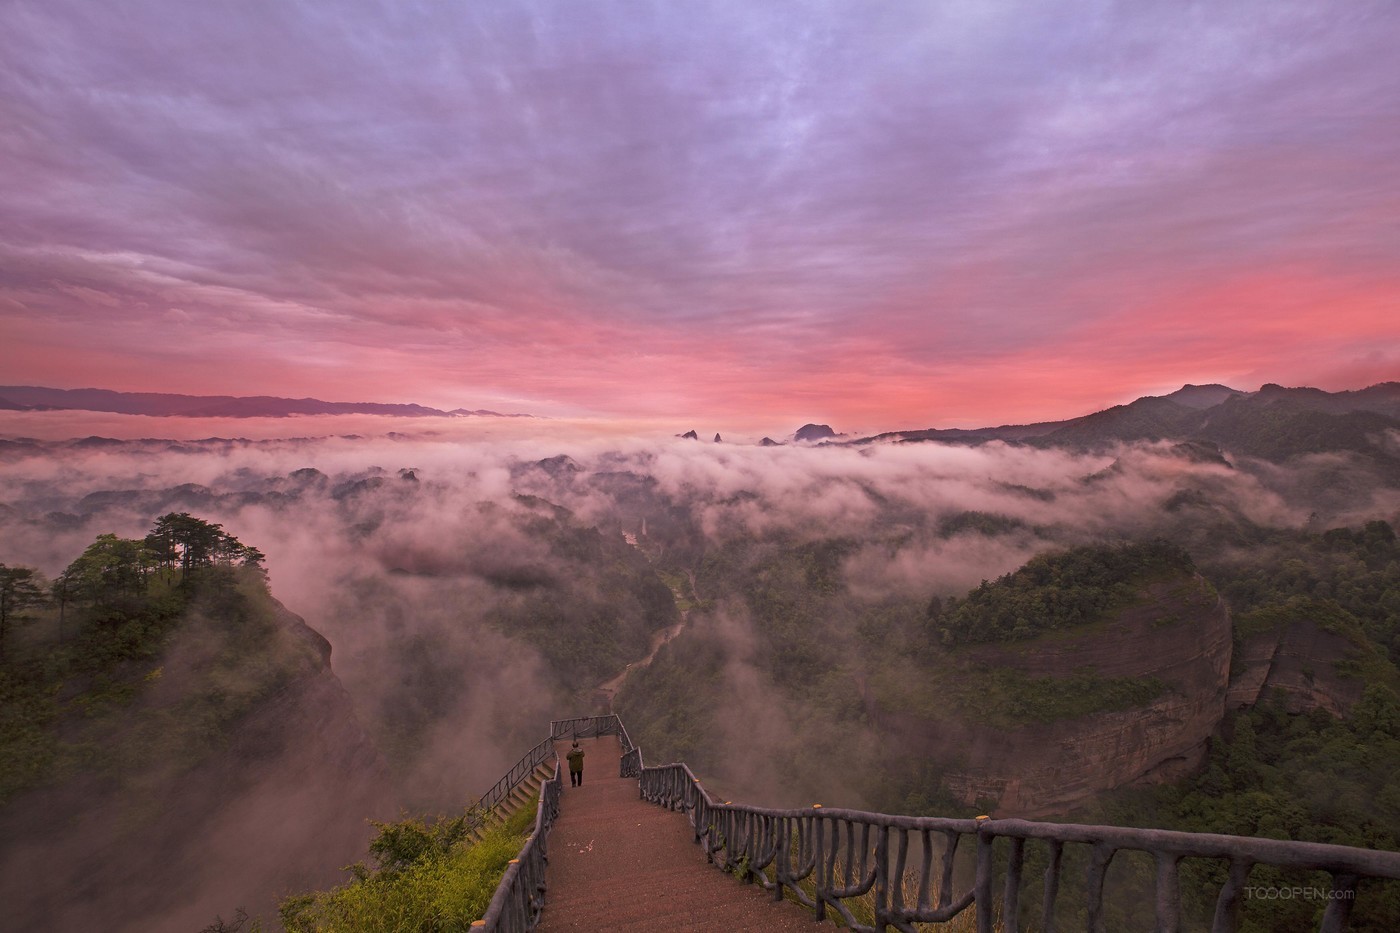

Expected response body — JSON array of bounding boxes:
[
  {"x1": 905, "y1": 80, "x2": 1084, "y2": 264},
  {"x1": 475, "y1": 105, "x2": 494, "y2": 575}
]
[
  {"x1": 596, "y1": 561, "x2": 698, "y2": 709},
  {"x1": 3, "y1": 383, "x2": 1400, "y2": 930}
]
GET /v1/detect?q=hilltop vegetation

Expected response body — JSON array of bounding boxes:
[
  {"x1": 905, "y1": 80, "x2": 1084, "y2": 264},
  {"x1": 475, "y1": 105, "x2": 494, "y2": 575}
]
[
  {"x1": 3, "y1": 393, "x2": 1400, "y2": 930},
  {"x1": 0, "y1": 513, "x2": 277, "y2": 803},
  {"x1": 929, "y1": 540, "x2": 1196, "y2": 644},
  {"x1": 280, "y1": 801, "x2": 538, "y2": 932},
  {"x1": 1206, "y1": 519, "x2": 1400, "y2": 666},
  {"x1": 0, "y1": 513, "x2": 395, "y2": 933}
]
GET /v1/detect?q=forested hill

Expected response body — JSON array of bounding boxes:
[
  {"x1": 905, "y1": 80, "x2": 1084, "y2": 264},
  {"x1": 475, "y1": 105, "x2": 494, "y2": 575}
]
[
  {"x1": 614, "y1": 522, "x2": 1400, "y2": 930},
  {"x1": 3, "y1": 423, "x2": 1400, "y2": 929},
  {"x1": 928, "y1": 539, "x2": 1195, "y2": 644},
  {"x1": 0, "y1": 384, "x2": 531, "y2": 418},
  {"x1": 859, "y1": 381, "x2": 1400, "y2": 469},
  {"x1": 0, "y1": 514, "x2": 394, "y2": 932}
]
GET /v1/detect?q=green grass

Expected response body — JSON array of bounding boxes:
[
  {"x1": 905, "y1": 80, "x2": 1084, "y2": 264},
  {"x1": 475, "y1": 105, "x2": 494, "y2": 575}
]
[{"x1": 281, "y1": 797, "x2": 540, "y2": 933}]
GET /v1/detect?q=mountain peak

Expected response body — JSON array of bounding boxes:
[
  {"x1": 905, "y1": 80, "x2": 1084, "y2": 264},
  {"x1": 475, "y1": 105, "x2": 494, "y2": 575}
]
[
  {"x1": 1161, "y1": 384, "x2": 1243, "y2": 410},
  {"x1": 795, "y1": 423, "x2": 836, "y2": 442},
  {"x1": 0, "y1": 385, "x2": 533, "y2": 419}
]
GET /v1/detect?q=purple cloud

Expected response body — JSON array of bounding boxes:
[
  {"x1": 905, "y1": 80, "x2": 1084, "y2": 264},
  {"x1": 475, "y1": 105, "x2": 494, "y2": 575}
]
[{"x1": 1, "y1": 0, "x2": 1397, "y2": 424}]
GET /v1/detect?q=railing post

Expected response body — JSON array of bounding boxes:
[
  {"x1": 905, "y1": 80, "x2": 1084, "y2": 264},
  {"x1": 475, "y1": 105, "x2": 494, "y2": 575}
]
[
  {"x1": 1041, "y1": 839, "x2": 1063, "y2": 933},
  {"x1": 692, "y1": 778, "x2": 703, "y2": 842},
  {"x1": 1003, "y1": 836, "x2": 1025, "y2": 933},
  {"x1": 1085, "y1": 842, "x2": 1116, "y2": 933},
  {"x1": 1210, "y1": 859, "x2": 1253, "y2": 933},
  {"x1": 874, "y1": 824, "x2": 890, "y2": 932},
  {"x1": 1318, "y1": 872, "x2": 1358, "y2": 933},
  {"x1": 940, "y1": 830, "x2": 959, "y2": 910},
  {"x1": 1155, "y1": 852, "x2": 1182, "y2": 933},
  {"x1": 774, "y1": 817, "x2": 789, "y2": 901},
  {"x1": 891, "y1": 826, "x2": 909, "y2": 923},
  {"x1": 975, "y1": 824, "x2": 995, "y2": 933}
]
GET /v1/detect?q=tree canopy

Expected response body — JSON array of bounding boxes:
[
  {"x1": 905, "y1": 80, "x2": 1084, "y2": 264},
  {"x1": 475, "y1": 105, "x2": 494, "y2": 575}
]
[
  {"x1": 930, "y1": 540, "x2": 1196, "y2": 645},
  {"x1": 51, "y1": 513, "x2": 265, "y2": 626},
  {"x1": 144, "y1": 512, "x2": 266, "y2": 576},
  {"x1": 1, "y1": 513, "x2": 275, "y2": 804},
  {"x1": 0, "y1": 565, "x2": 45, "y2": 660}
]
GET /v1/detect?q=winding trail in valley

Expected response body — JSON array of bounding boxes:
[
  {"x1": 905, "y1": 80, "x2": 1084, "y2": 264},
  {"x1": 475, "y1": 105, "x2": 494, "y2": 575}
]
[{"x1": 595, "y1": 563, "x2": 699, "y2": 710}]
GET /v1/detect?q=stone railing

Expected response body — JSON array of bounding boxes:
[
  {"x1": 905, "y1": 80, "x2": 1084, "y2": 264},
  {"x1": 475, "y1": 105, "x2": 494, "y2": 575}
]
[
  {"x1": 637, "y1": 756, "x2": 1400, "y2": 933},
  {"x1": 473, "y1": 735, "x2": 556, "y2": 825},
  {"x1": 475, "y1": 755, "x2": 562, "y2": 931},
  {"x1": 479, "y1": 713, "x2": 1400, "y2": 931},
  {"x1": 548, "y1": 714, "x2": 640, "y2": 776}
]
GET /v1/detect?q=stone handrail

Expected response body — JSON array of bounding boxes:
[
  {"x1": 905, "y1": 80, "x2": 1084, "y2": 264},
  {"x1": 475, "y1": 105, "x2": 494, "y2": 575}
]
[
  {"x1": 548, "y1": 713, "x2": 640, "y2": 776},
  {"x1": 473, "y1": 716, "x2": 634, "y2": 930},
  {"x1": 473, "y1": 735, "x2": 556, "y2": 824},
  {"x1": 478, "y1": 713, "x2": 1400, "y2": 931},
  {"x1": 475, "y1": 755, "x2": 562, "y2": 931},
  {"x1": 636, "y1": 756, "x2": 1400, "y2": 933}
]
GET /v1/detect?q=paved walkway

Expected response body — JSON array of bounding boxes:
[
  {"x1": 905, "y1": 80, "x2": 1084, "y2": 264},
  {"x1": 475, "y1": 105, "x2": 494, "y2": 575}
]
[{"x1": 538, "y1": 737, "x2": 822, "y2": 932}]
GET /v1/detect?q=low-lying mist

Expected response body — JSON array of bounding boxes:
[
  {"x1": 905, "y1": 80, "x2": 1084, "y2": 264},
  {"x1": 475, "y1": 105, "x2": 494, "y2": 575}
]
[
  {"x1": 4, "y1": 430, "x2": 1395, "y2": 765},
  {"x1": 2, "y1": 418, "x2": 1397, "y2": 927}
]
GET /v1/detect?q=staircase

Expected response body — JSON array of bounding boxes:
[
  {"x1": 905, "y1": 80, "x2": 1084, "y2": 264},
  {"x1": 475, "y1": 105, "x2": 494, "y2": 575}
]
[
  {"x1": 466, "y1": 758, "x2": 557, "y2": 844},
  {"x1": 474, "y1": 714, "x2": 1400, "y2": 933},
  {"x1": 535, "y1": 736, "x2": 815, "y2": 931}
]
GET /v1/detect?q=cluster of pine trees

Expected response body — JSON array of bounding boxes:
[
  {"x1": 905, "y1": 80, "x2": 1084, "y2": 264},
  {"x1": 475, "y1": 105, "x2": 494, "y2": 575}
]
[
  {"x1": 0, "y1": 512, "x2": 267, "y2": 804},
  {"x1": 0, "y1": 512, "x2": 263, "y2": 660}
]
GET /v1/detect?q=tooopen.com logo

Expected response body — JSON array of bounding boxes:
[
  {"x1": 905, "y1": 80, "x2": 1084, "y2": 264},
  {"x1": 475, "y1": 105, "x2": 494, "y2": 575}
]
[{"x1": 1243, "y1": 886, "x2": 1355, "y2": 901}]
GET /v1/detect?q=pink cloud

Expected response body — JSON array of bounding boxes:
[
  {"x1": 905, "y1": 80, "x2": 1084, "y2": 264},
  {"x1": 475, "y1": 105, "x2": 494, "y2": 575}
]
[{"x1": 3, "y1": 1, "x2": 1398, "y2": 431}]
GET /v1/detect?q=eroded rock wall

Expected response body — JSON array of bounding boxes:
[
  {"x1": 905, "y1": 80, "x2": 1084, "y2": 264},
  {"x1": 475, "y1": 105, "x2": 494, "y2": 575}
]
[
  {"x1": 887, "y1": 577, "x2": 1233, "y2": 818},
  {"x1": 1227, "y1": 619, "x2": 1368, "y2": 716}
]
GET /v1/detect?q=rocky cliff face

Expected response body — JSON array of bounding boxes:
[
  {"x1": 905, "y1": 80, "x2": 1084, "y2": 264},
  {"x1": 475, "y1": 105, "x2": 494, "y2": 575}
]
[
  {"x1": 1227, "y1": 617, "x2": 1368, "y2": 715},
  {"x1": 0, "y1": 598, "x2": 397, "y2": 933},
  {"x1": 885, "y1": 577, "x2": 1233, "y2": 818}
]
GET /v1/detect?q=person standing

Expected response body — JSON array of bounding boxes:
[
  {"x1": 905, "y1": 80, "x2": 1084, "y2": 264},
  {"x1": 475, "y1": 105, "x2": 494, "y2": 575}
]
[{"x1": 567, "y1": 741, "x2": 585, "y2": 786}]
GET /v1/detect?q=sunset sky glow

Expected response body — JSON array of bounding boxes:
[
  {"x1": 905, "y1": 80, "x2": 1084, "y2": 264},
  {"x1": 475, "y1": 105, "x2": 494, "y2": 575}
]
[{"x1": 2, "y1": 1, "x2": 1398, "y2": 432}]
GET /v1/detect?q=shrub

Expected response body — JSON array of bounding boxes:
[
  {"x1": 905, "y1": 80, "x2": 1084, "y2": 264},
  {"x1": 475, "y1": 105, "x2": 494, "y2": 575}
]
[{"x1": 282, "y1": 801, "x2": 538, "y2": 932}]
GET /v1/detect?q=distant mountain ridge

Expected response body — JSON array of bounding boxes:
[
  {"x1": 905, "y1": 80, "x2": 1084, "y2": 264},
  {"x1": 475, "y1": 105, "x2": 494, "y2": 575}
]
[
  {"x1": 0, "y1": 386, "x2": 532, "y2": 419},
  {"x1": 857, "y1": 382, "x2": 1400, "y2": 467}
]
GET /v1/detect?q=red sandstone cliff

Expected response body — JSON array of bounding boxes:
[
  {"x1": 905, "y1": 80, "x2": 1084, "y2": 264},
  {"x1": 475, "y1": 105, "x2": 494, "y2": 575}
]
[
  {"x1": 880, "y1": 575, "x2": 1233, "y2": 818},
  {"x1": 1227, "y1": 610, "x2": 1372, "y2": 715}
]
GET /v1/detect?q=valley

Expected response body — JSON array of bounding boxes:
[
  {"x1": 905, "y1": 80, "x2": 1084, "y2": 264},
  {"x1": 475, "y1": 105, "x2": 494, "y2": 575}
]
[
  {"x1": 595, "y1": 569, "x2": 695, "y2": 709},
  {"x1": 1, "y1": 382, "x2": 1399, "y2": 929}
]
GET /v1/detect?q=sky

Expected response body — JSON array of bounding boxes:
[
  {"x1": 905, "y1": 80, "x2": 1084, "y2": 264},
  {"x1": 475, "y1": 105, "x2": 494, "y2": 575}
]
[{"x1": 1, "y1": 0, "x2": 1398, "y2": 432}]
